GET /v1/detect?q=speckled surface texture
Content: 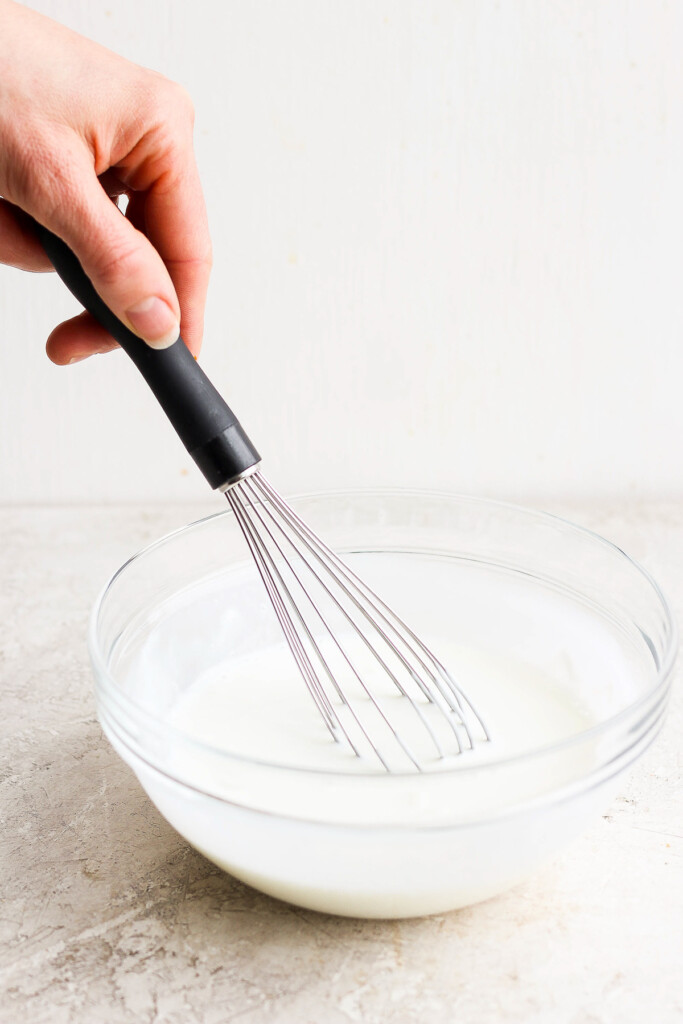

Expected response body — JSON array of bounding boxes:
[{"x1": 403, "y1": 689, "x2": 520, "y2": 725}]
[{"x1": 1, "y1": 502, "x2": 681, "y2": 1024}]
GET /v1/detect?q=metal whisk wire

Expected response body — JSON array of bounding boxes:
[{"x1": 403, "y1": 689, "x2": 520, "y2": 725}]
[{"x1": 225, "y1": 471, "x2": 489, "y2": 771}]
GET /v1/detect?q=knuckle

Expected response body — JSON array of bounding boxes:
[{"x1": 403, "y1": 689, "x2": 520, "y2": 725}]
[
  {"x1": 178, "y1": 252, "x2": 213, "y2": 276},
  {"x1": 187, "y1": 235, "x2": 213, "y2": 270},
  {"x1": 142, "y1": 73, "x2": 194, "y2": 126},
  {"x1": 169, "y1": 82, "x2": 195, "y2": 121},
  {"x1": 89, "y1": 236, "x2": 144, "y2": 288}
]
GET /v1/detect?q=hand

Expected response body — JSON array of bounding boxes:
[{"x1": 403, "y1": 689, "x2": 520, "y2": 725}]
[{"x1": 0, "y1": 0, "x2": 211, "y2": 364}]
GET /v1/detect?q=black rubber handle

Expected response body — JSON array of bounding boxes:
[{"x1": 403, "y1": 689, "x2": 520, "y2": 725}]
[{"x1": 36, "y1": 222, "x2": 261, "y2": 490}]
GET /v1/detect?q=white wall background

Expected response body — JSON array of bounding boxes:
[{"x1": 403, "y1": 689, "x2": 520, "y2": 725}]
[{"x1": 1, "y1": 0, "x2": 682, "y2": 504}]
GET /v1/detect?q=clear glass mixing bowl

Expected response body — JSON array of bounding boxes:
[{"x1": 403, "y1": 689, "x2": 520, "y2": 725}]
[{"x1": 90, "y1": 491, "x2": 676, "y2": 918}]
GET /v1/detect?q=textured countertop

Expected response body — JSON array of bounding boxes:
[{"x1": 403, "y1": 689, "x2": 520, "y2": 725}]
[{"x1": 1, "y1": 501, "x2": 681, "y2": 1024}]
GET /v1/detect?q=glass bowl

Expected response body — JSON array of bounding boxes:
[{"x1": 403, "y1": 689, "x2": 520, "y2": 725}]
[{"x1": 90, "y1": 491, "x2": 676, "y2": 918}]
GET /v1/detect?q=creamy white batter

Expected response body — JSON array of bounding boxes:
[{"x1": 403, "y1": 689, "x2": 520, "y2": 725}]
[
  {"x1": 167, "y1": 639, "x2": 592, "y2": 773},
  {"x1": 117, "y1": 550, "x2": 644, "y2": 914},
  {"x1": 121, "y1": 549, "x2": 639, "y2": 796}
]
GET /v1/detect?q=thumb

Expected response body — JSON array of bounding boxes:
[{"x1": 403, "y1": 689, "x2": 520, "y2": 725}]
[{"x1": 38, "y1": 163, "x2": 181, "y2": 350}]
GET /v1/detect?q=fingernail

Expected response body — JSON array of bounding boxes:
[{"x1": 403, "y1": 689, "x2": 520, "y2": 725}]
[
  {"x1": 125, "y1": 297, "x2": 180, "y2": 349},
  {"x1": 68, "y1": 354, "x2": 89, "y2": 364}
]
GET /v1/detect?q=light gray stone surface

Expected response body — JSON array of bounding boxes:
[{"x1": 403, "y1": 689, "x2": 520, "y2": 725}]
[{"x1": 0, "y1": 502, "x2": 681, "y2": 1024}]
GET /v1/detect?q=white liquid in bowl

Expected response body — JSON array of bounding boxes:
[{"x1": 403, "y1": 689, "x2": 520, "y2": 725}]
[
  {"x1": 108, "y1": 542, "x2": 662, "y2": 917},
  {"x1": 168, "y1": 641, "x2": 592, "y2": 773}
]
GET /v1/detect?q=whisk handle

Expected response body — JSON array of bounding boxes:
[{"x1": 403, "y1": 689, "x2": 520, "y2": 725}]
[{"x1": 35, "y1": 222, "x2": 261, "y2": 490}]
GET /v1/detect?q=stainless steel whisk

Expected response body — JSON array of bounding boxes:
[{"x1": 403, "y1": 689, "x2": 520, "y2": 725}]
[
  {"x1": 225, "y1": 472, "x2": 489, "y2": 770},
  {"x1": 38, "y1": 223, "x2": 489, "y2": 771}
]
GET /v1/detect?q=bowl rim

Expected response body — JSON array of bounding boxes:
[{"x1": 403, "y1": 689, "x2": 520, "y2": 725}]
[{"x1": 89, "y1": 488, "x2": 678, "y2": 783}]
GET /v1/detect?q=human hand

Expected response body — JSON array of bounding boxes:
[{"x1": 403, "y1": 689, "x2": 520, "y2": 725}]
[{"x1": 0, "y1": 0, "x2": 211, "y2": 364}]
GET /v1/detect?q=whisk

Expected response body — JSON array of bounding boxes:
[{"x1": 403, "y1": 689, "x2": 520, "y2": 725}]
[{"x1": 38, "y1": 224, "x2": 489, "y2": 771}]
